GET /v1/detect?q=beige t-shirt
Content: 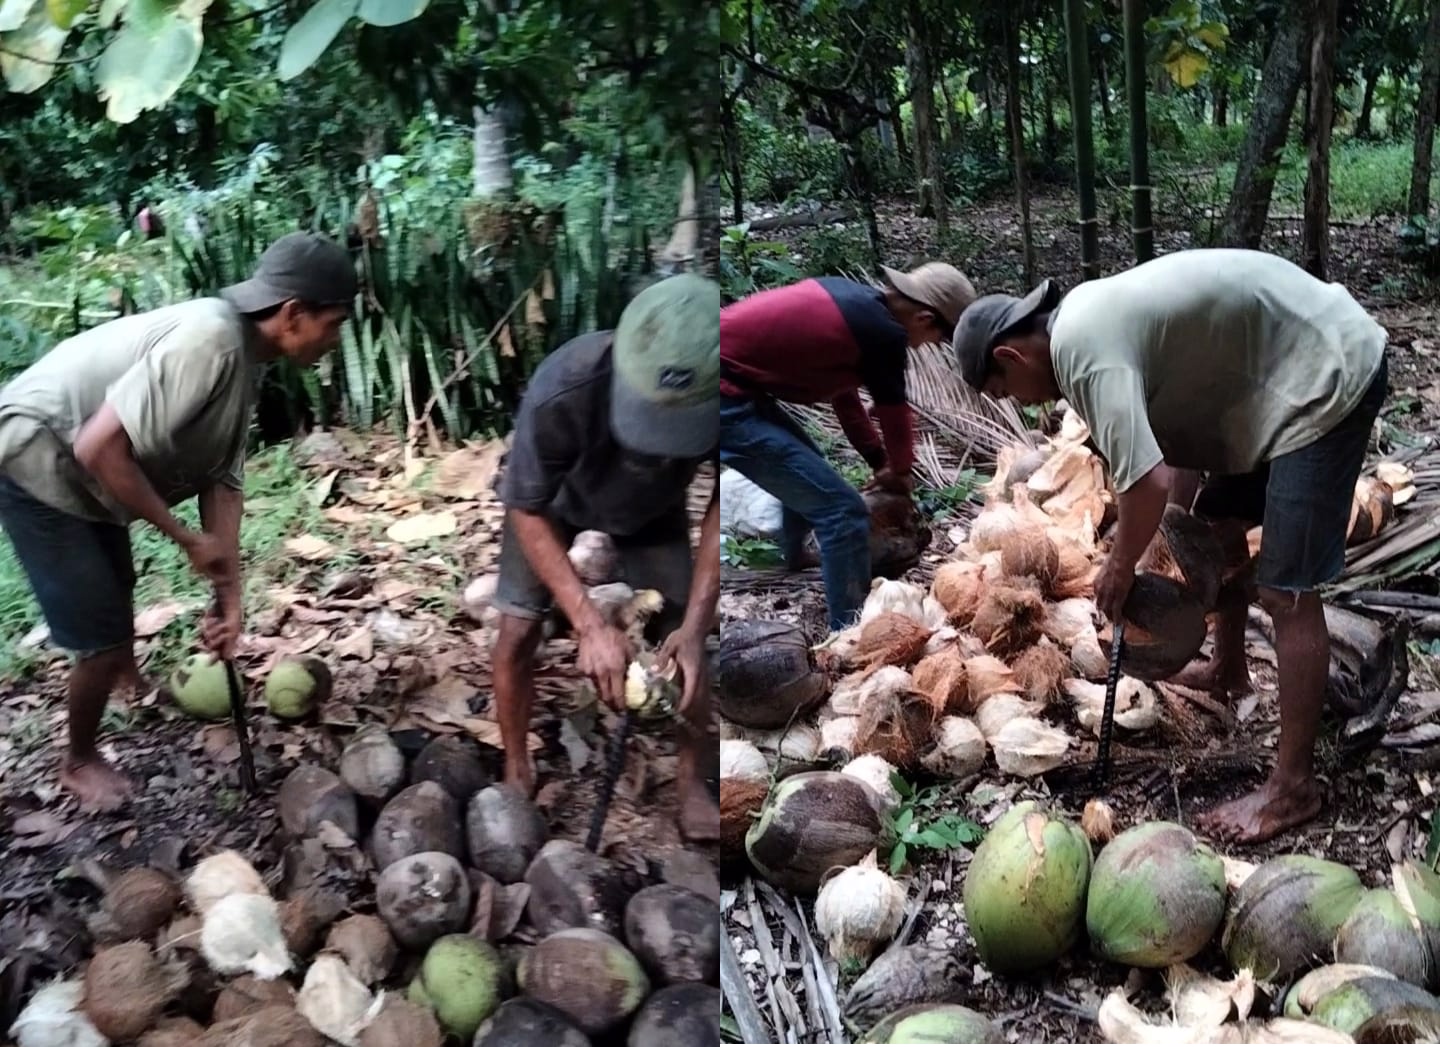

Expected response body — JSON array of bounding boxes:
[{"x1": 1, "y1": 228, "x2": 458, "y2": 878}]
[
  {"x1": 0, "y1": 298, "x2": 259, "y2": 523},
  {"x1": 1050, "y1": 249, "x2": 1387, "y2": 493}
]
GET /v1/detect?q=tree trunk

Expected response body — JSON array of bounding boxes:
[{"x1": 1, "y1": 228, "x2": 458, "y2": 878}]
[
  {"x1": 1064, "y1": 0, "x2": 1100, "y2": 281},
  {"x1": 1097, "y1": 50, "x2": 1114, "y2": 132},
  {"x1": 472, "y1": 104, "x2": 514, "y2": 199},
  {"x1": 1409, "y1": 0, "x2": 1440, "y2": 217},
  {"x1": 983, "y1": 78, "x2": 995, "y2": 133},
  {"x1": 722, "y1": 96, "x2": 744, "y2": 223},
  {"x1": 1214, "y1": 84, "x2": 1229, "y2": 127},
  {"x1": 1123, "y1": 0, "x2": 1153, "y2": 263},
  {"x1": 1041, "y1": 37, "x2": 1059, "y2": 161},
  {"x1": 939, "y1": 67, "x2": 962, "y2": 145},
  {"x1": 907, "y1": 0, "x2": 948, "y2": 232},
  {"x1": 1355, "y1": 66, "x2": 1379, "y2": 137},
  {"x1": 1303, "y1": 0, "x2": 1338, "y2": 278},
  {"x1": 1222, "y1": 9, "x2": 1312, "y2": 249},
  {"x1": 659, "y1": 165, "x2": 699, "y2": 274},
  {"x1": 1004, "y1": 7, "x2": 1036, "y2": 285}
]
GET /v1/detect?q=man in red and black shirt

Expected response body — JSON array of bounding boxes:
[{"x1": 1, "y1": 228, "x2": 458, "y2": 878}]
[{"x1": 720, "y1": 263, "x2": 975, "y2": 630}]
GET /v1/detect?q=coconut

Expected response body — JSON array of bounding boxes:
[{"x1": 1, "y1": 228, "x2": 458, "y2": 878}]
[
  {"x1": 263, "y1": 656, "x2": 331, "y2": 719},
  {"x1": 524, "y1": 839, "x2": 628, "y2": 937},
  {"x1": 1050, "y1": 545, "x2": 1098, "y2": 600},
  {"x1": 1394, "y1": 859, "x2": 1440, "y2": 967},
  {"x1": 1082, "y1": 798, "x2": 1116, "y2": 844},
  {"x1": 1223, "y1": 855, "x2": 1365, "y2": 980},
  {"x1": 1072, "y1": 633, "x2": 1110, "y2": 679},
  {"x1": 1285, "y1": 964, "x2": 1398, "y2": 1018},
  {"x1": 186, "y1": 850, "x2": 267, "y2": 916},
  {"x1": 410, "y1": 735, "x2": 491, "y2": 803},
  {"x1": 82, "y1": 940, "x2": 187, "y2": 1041},
  {"x1": 279, "y1": 887, "x2": 344, "y2": 957},
  {"x1": 992, "y1": 717, "x2": 1072, "y2": 776},
  {"x1": 167, "y1": 653, "x2": 232, "y2": 720},
  {"x1": 278, "y1": 764, "x2": 360, "y2": 841},
  {"x1": 408, "y1": 934, "x2": 504, "y2": 1040},
  {"x1": 748, "y1": 722, "x2": 823, "y2": 775},
  {"x1": 465, "y1": 784, "x2": 548, "y2": 884},
  {"x1": 339, "y1": 726, "x2": 406, "y2": 805},
  {"x1": 569, "y1": 529, "x2": 617, "y2": 585},
  {"x1": 974, "y1": 692, "x2": 1044, "y2": 740},
  {"x1": 859, "y1": 1003, "x2": 1002, "y2": 1043},
  {"x1": 9, "y1": 979, "x2": 106, "y2": 1047},
  {"x1": 200, "y1": 892, "x2": 291, "y2": 979},
  {"x1": 721, "y1": 778, "x2": 770, "y2": 860},
  {"x1": 841, "y1": 941, "x2": 969, "y2": 1028},
  {"x1": 841, "y1": 754, "x2": 902, "y2": 809},
  {"x1": 865, "y1": 488, "x2": 932, "y2": 574},
  {"x1": 820, "y1": 714, "x2": 861, "y2": 756},
  {"x1": 1102, "y1": 573, "x2": 1209, "y2": 681},
  {"x1": 965, "y1": 656, "x2": 1023, "y2": 711},
  {"x1": 1306, "y1": 976, "x2": 1440, "y2": 1036},
  {"x1": 815, "y1": 851, "x2": 906, "y2": 965},
  {"x1": 95, "y1": 867, "x2": 182, "y2": 942},
  {"x1": 371, "y1": 782, "x2": 465, "y2": 869},
  {"x1": 745, "y1": 771, "x2": 885, "y2": 893},
  {"x1": 519, "y1": 928, "x2": 651, "y2": 1035},
  {"x1": 472, "y1": 998, "x2": 591, "y2": 1047},
  {"x1": 212, "y1": 975, "x2": 297, "y2": 1023},
  {"x1": 997, "y1": 525, "x2": 1060, "y2": 588},
  {"x1": 199, "y1": 1004, "x2": 326, "y2": 1047},
  {"x1": 375, "y1": 851, "x2": 473, "y2": 950},
  {"x1": 138, "y1": 1017, "x2": 207, "y2": 1047},
  {"x1": 931, "y1": 562, "x2": 989, "y2": 626},
  {"x1": 296, "y1": 953, "x2": 381, "y2": 1047},
  {"x1": 1085, "y1": 821, "x2": 1227, "y2": 967},
  {"x1": 852, "y1": 612, "x2": 932, "y2": 671},
  {"x1": 968, "y1": 504, "x2": 1027, "y2": 553},
  {"x1": 1141, "y1": 505, "x2": 1226, "y2": 610},
  {"x1": 962, "y1": 801, "x2": 1092, "y2": 974},
  {"x1": 623, "y1": 884, "x2": 720, "y2": 985},
  {"x1": 627, "y1": 982, "x2": 720, "y2": 1047},
  {"x1": 720, "y1": 739, "x2": 769, "y2": 781},
  {"x1": 1012, "y1": 641, "x2": 1069, "y2": 702},
  {"x1": 920, "y1": 595, "x2": 949, "y2": 631},
  {"x1": 325, "y1": 915, "x2": 397, "y2": 986},
  {"x1": 830, "y1": 665, "x2": 913, "y2": 716},
  {"x1": 862, "y1": 578, "x2": 928, "y2": 625},
  {"x1": 1067, "y1": 677, "x2": 1160, "y2": 734},
  {"x1": 920, "y1": 717, "x2": 987, "y2": 779},
  {"x1": 853, "y1": 684, "x2": 934, "y2": 769},
  {"x1": 970, "y1": 584, "x2": 1044, "y2": 658},
  {"x1": 357, "y1": 997, "x2": 443, "y2": 1047},
  {"x1": 910, "y1": 647, "x2": 969, "y2": 715},
  {"x1": 1333, "y1": 888, "x2": 1431, "y2": 985},
  {"x1": 716, "y1": 619, "x2": 828, "y2": 728}
]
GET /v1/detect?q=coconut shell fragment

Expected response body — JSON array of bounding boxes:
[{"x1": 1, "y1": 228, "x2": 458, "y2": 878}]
[
  {"x1": 358, "y1": 997, "x2": 443, "y2": 1047},
  {"x1": 325, "y1": 915, "x2": 397, "y2": 986}
]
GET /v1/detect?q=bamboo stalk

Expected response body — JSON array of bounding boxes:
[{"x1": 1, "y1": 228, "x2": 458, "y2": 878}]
[{"x1": 1122, "y1": 0, "x2": 1154, "y2": 262}]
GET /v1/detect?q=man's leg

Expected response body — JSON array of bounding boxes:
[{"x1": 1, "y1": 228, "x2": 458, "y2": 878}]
[
  {"x1": 721, "y1": 397, "x2": 869, "y2": 631},
  {"x1": 1198, "y1": 357, "x2": 1387, "y2": 844},
  {"x1": 0, "y1": 477, "x2": 138, "y2": 811}
]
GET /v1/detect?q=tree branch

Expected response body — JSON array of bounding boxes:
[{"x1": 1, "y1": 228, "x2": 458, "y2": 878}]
[{"x1": 721, "y1": 45, "x2": 884, "y2": 118}]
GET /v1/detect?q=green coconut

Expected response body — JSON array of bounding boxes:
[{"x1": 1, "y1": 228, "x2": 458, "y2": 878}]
[
  {"x1": 1085, "y1": 821, "x2": 1226, "y2": 968},
  {"x1": 407, "y1": 934, "x2": 503, "y2": 1040},
  {"x1": 859, "y1": 1003, "x2": 1002, "y2": 1044},
  {"x1": 961, "y1": 800, "x2": 1092, "y2": 975},
  {"x1": 1285, "y1": 964, "x2": 1398, "y2": 1019},
  {"x1": 1394, "y1": 860, "x2": 1440, "y2": 975},
  {"x1": 1333, "y1": 888, "x2": 1432, "y2": 986},
  {"x1": 168, "y1": 653, "x2": 232, "y2": 720},
  {"x1": 1308, "y1": 975, "x2": 1440, "y2": 1036},
  {"x1": 264, "y1": 656, "x2": 331, "y2": 719},
  {"x1": 1222, "y1": 855, "x2": 1364, "y2": 980}
]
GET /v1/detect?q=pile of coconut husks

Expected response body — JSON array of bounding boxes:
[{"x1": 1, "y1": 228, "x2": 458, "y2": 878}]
[{"x1": 716, "y1": 410, "x2": 1425, "y2": 1043}]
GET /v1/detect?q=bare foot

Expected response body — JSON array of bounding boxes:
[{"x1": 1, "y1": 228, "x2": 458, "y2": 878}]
[
  {"x1": 1196, "y1": 774, "x2": 1322, "y2": 845},
  {"x1": 1171, "y1": 657, "x2": 1250, "y2": 696},
  {"x1": 678, "y1": 780, "x2": 720, "y2": 843},
  {"x1": 60, "y1": 757, "x2": 135, "y2": 813},
  {"x1": 503, "y1": 755, "x2": 537, "y2": 799}
]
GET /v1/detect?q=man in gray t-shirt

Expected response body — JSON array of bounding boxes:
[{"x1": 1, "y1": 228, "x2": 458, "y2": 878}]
[
  {"x1": 953, "y1": 249, "x2": 1388, "y2": 846},
  {"x1": 492, "y1": 274, "x2": 720, "y2": 842},
  {"x1": 0, "y1": 232, "x2": 356, "y2": 812}
]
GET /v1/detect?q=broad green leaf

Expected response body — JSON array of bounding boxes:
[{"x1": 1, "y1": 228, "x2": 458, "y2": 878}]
[
  {"x1": 889, "y1": 843, "x2": 906, "y2": 875},
  {"x1": 356, "y1": 0, "x2": 427, "y2": 27},
  {"x1": 95, "y1": 0, "x2": 212, "y2": 122},
  {"x1": 45, "y1": 0, "x2": 85, "y2": 28},
  {"x1": 1163, "y1": 44, "x2": 1208, "y2": 88},
  {"x1": 1195, "y1": 25, "x2": 1227, "y2": 49},
  {"x1": 278, "y1": 0, "x2": 357, "y2": 81},
  {"x1": 0, "y1": 0, "x2": 37, "y2": 32},
  {"x1": 0, "y1": 2, "x2": 69, "y2": 92}
]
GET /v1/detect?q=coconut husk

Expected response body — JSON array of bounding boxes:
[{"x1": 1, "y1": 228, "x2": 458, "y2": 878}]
[
  {"x1": 1138, "y1": 505, "x2": 1226, "y2": 610},
  {"x1": 990, "y1": 717, "x2": 1072, "y2": 777},
  {"x1": 852, "y1": 612, "x2": 932, "y2": 673},
  {"x1": 931, "y1": 562, "x2": 989, "y2": 626},
  {"x1": 1029, "y1": 443, "x2": 1109, "y2": 537},
  {"x1": 1072, "y1": 633, "x2": 1109, "y2": 679},
  {"x1": 861, "y1": 578, "x2": 929, "y2": 626},
  {"x1": 997, "y1": 525, "x2": 1060, "y2": 589},
  {"x1": 1100, "y1": 573, "x2": 1209, "y2": 681},
  {"x1": 920, "y1": 717, "x2": 987, "y2": 779},
  {"x1": 1042, "y1": 598, "x2": 1099, "y2": 646},
  {"x1": 213, "y1": 976, "x2": 298, "y2": 1024},
  {"x1": 92, "y1": 867, "x2": 182, "y2": 943},
  {"x1": 853, "y1": 686, "x2": 936, "y2": 770},
  {"x1": 1067, "y1": 677, "x2": 1160, "y2": 734},
  {"x1": 968, "y1": 504, "x2": 1027, "y2": 553},
  {"x1": 1082, "y1": 799, "x2": 1116, "y2": 844},
  {"x1": 974, "y1": 693, "x2": 1045, "y2": 740},
  {"x1": 964, "y1": 655, "x2": 1022, "y2": 711},
  {"x1": 721, "y1": 778, "x2": 770, "y2": 860},
  {"x1": 971, "y1": 584, "x2": 1044, "y2": 658},
  {"x1": 985, "y1": 444, "x2": 1052, "y2": 502},
  {"x1": 1050, "y1": 544, "x2": 1098, "y2": 600},
  {"x1": 1012, "y1": 642, "x2": 1069, "y2": 703},
  {"x1": 829, "y1": 665, "x2": 913, "y2": 717},
  {"x1": 910, "y1": 646, "x2": 969, "y2": 716},
  {"x1": 1349, "y1": 476, "x2": 1397, "y2": 544},
  {"x1": 83, "y1": 941, "x2": 189, "y2": 1042},
  {"x1": 819, "y1": 714, "x2": 861, "y2": 756}
]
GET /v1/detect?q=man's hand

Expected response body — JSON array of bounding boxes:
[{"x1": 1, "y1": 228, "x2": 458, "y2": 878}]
[
  {"x1": 202, "y1": 593, "x2": 243, "y2": 660},
  {"x1": 1095, "y1": 553, "x2": 1137, "y2": 624},
  {"x1": 866, "y1": 467, "x2": 914, "y2": 495},
  {"x1": 657, "y1": 625, "x2": 707, "y2": 718},
  {"x1": 578, "y1": 622, "x2": 633, "y2": 710},
  {"x1": 184, "y1": 531, "x2": 236, "y2": 586}
]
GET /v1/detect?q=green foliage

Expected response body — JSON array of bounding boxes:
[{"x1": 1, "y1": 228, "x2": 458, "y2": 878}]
[
  {"x1": 799, "y1": 225, "x2": 871, "y2": 277},
  {"x1": 720, "y1": 535, "x2": 782, "y2": 568},
  {"x1": 719, "y1": 222, "x2": 801, "y2": 300},
  {"x1": 883, "y1": 773, "x2": 985, "y2": 875},
  {"x1": 915, "y1": 469, "x2": 981, "y2": 522}
]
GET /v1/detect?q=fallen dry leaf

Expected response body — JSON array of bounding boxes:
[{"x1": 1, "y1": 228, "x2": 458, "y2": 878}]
[
  {"x1": 373, "y1": 580, "x2": 421, "y2": 604},
  {"x1": 133, "y1": 601, "x2": 190, "y2": 638},
  {"x1": 286, "y1": 535, "x2": 339, "y2": 561},
  {"x1": 310, "y1": 470, "x2": 340, "y2": 508},
  {"x1": 333, "y1": 627, "x2": 374, "y2": 661},
  {"x1": 386, "y1": 512, "x2": 458, "y2": 544},
  {"x1": 11, "y1": 811, "x2": 79, "y2": 850},
  {"x1": 323, "y1": 505, "x2": 370, "y2": 525},
  {"x1": 432, "y1": 441, "x2": 506, "y2": 501},
  {"x1": 199, "y1": 725, "x2": 240, "y2": 765}
]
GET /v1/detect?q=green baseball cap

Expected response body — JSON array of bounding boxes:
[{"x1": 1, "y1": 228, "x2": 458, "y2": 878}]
[
  {"x1": 221, "y1": 231, "x2": 358, "y2": 314},
  {"x1": 610, "y1": 273, "x2": 720, "y2": 458}
]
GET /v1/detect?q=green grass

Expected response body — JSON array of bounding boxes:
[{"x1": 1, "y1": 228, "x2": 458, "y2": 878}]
[{"x1": 0, "y1": 442, "x2": 334, "y2": 682}]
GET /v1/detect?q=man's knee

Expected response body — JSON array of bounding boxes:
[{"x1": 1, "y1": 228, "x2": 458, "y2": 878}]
[
  {"x1": 1257, "y1": 586, "x2": 1319, "y2": 620},
  {"x1": 491, "y1": 613, "x2": 544, "y2": 665},
  {"x1": 813, "y1": 485, "x2": 868, "y2": 536}
]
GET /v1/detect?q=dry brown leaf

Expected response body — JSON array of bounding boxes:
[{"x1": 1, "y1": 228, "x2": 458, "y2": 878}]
[
  {"x1": 200, "y1": 725, "x2": 240, "y2": 765},
  {"x1": 286, "y1": 535, "x2": 338, "y2": 561},
  {"x1": 386, "y1": 512, "x2": 457, "y2": 545},
  {"x1": 11, "y1": 811, "x2": 79, "y2": 849},
  {"x1": 323, "y1": 505, "x2": 370, "y2": 525},
  {"x1": 134, "y1": 601, "x2": 189, "y2": 638},
  {"x1": 310, "y1": 470, "x2": 339, "y2": 507},
  {"x1": 497, "y1": 324, "x2": 515, "y2": 357},
  {"x1": 333, "y1": 628, "x2": 374, "y2": 661},
  {"x1": 373, "y1": 580, "x2": 421, "y2": 604},
  {"x1": 431, "y1": 441, "x2": 505, "y2": 501}
]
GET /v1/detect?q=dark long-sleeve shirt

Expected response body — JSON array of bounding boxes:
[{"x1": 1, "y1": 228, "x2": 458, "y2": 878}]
[{"x1": 720, "y1": 277, "x2": 913, "y2": 473}]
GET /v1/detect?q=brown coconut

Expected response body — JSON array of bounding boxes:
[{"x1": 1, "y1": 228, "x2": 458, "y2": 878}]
[
  {"x1": 997, "y1": 525, "x2": 1060, "y2": 589},
  {"x1": 359, "y1": 996, "x2": 444, "y2": 1047},
  {"x1": 525, "y1": 839, "x2": 629, "y2": 938},
  {"x1": 279, "y1": 887, "x2": 344, "y2": 957},
  {"x1": 853, "y1": 612, "x2": 932, "y2": 672},
  {"x1": 83, "y1": 940, "x2": 188, "y2": 1041},
  {"x1": 338, "y1": 725, "x2": 406, "y2": 805},
  {"x1": 96, "y1": 867, "x2": 182, "y2": 942},
  {"x1": 931, "y1": 561, "x2": 989, "y2": 627},
  {"x1": 623, "y1": 884, "x2": 721, "y2": 985},
  {"x1": 744, "y1": 772, "x2": 885, "y2": 893},
  {"x1": 200, "y1": 1004, "x2": 326, "y2": 1047},
  {"x1": 212, "y1": 975, "x2": 298, "y2": 1023},
  {"x1": 1011, "y1": 642, "x2": 1069, "y2": 703},
  {"x1": 1100, "y1": 573, "x2": 1208, "y2": 681},
  {"x1": 410, "y1": 734, "x2": 492, "y2": 803},
  {"x1": 370, "y1": 781, "x2": 465, "y2": 869},
  {"x1": 970, "y1": 584, "x2": 1044, "y2": 658},
  {"x1": 853, "y1": 685, "x2": 935, "y2": 770},
  {"x1": 518, "y1": 928, "x2": 651, "y2": 1035},
  {"x1": 910, "y1": 645, "x2": 969, "y2": 715},
  {"x1": 1050, "y1": 544, "x2": 1098, "y2": 599},
  {"x1": 324, "y1": 914, "x2": 397, "y2": 985},
  {"x1": 964, "y1": 655, "x2": 1022, "y2": 709},
  {"x1": 138, "y1": 1017, "x2": 207, "y2": 1047},
  {"x1": 375, "y1": 851, "x2": 473, "y2": 950},
  {"x1": 277, "y1": 764, "x2": 360, "y2": 841},
  {"x1": 721, "y1": 778, "x2": 770, "y2": 862},
  {"x1": 1138, "y1": 505, "x2": 1226, "y2": 610},
  {"x1": 717, "y1": 619, "x2": 829, "y2": 728}
]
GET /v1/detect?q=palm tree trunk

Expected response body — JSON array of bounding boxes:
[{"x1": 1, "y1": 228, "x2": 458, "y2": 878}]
[
  {"x1": 1004, "y1": 8, "x2": 1036, "y2": 285},
  {"x1": 1409, "y1": 0, "x2": 1440, "y2": 217},
  {"x1": 1303, "y1": 0, "x2": 1338, "y2": 278}
]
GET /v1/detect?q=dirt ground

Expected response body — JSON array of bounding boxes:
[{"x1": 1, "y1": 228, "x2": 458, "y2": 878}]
[{"x1": 719, "y1": 190, "x2": 1440, "y2": 1044}]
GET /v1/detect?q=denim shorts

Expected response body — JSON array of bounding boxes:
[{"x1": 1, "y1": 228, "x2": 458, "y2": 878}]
[
  {"x1": 1194, "y1": 355, "x2": 1388, "y2": 592},
  {"x1": 492, "y1": 509, "x2": 693, "y2": 642},
  {"x1": 0, "y1": 474, "x2": 135, "y2": 655}
]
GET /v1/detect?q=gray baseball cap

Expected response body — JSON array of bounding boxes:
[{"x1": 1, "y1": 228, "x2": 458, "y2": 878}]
[
  {"x1": 221, "y1": 232, "x2": 358, "y2": 313},
  {"x1": 953, "y1": 278, "x2": 1063, "y2": 389}
]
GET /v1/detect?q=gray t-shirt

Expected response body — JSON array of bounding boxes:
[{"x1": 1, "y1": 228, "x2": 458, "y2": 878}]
[
  {"x1": 0, "y1": 298, "x2": 260, "y2": 522},
  {"x1": 499, "y1": 331, "x2": 711, "y2": 535},
  {"x1": 1050, "y1": 249, "x2": 1387, "y2": 492}
]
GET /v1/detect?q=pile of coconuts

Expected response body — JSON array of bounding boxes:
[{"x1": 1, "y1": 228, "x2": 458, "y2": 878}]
[{"x1": 8, "y1": 726, "x2": 720, "y2": 1047}]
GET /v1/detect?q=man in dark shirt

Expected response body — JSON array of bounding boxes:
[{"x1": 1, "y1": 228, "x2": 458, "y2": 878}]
[
  {"x1": 492, "y1": 274, "x2": 720, "y2": 841},
  {"x1": 720, "y1": 262, "x2": 976, "y2": 630}
]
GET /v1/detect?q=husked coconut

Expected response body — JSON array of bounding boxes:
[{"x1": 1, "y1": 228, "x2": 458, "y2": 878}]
[
  {"x1": 720, "y1": 739, "x2": 769, "y2": 781},
  {"x1": 746, "y1": 722, "x2": 823, "y2": 775},
  {"x1": 861, "y1": 578, "x2": 928, "y2": 625},
  {"x1": 279, "y1": 887, "x2": 344, "y2": 957},
  {"x1": 842, "y1": 754, "x2": 902, "y2": 808},
  {"x1": 931, "y1": 561, "x2": 989, "y2": 626},
  {"x1": 974, "y1": 693, "x2": 1044, "y2": 741},
  {"x1": 990, "y1": 717, "x2": 1072, "y2": 777},
  {"x1": 971, "y1": 583, "x2": 1045, "y2": 658},
  {"x1": 910, "y1": 646, "x2": 968, "y2": 716},
  {"x1": 339, "y1": 726, "x2": 406, "y2": 805},
  {"x1": 745, "y1": 772, "x2": 885, "y2": 893},
  {"x1": 815, "y1": 851, "x2": 906, "y2": 964},
  {"x1": 628, "y1": 983, "x2": 721, "y2": 1047},
  {"x1": 325, "y1": 915, "x2": 397, "y2": 986},
  {"x1": 1067, "y1": 678, "x2": 1160, "y2": 734},
  {"x1": 410, "y1": 735, "x2": 491, "y2": 803},
  {"x1": 623, "y1": 884, "x2": 721, "y2": 985},
  {"x1": 518, "y1": 928, "x2": 650, "y2": 1035},
  {"x1": 721, "y1": 778, "x2": 770, "y2": 860},
  {"x1": 186, "y1": 850, "x2": 268, "y2": 916},
  {"x1": 212, "y1": 975, "x2": 297, "y2": 1023},
  {"x1": 830, "y1": 666, "x2": 913, "y2": 717},
  {"x1": 841, "y1": 941, "x2": 969, "y2": 1028},
  {"x1": 278, "y1": 765, "x2": 359, "y2": 841},
  {"x1": 965, "y1": 655, "x2": 1022, "y2": 710},
  {"x1": 375, "y1": 851, "x2": 473, "y2": 950},
  {"x1": 1043, "y1": 597, "x2": 1098, "y2": 645},
  {"x1": 138, "y1": 1017, "x2": 207, "y2": 1047},
  {"x1": 358, "y1": 997, "x2": 443, "y2": 1047},
  {"x1": 93, "y1": 867, "x2": 182, "y2": 942},
  {"x1": 921, "y1": 717, "x2": 987, "y2": 779},
  {"x1": 466, "y1": 784, "x2": 549, "y2": 884},
  {"x1": 524, "y1": 839, "x2": 628, "y2": 937},
  {"x1": 472, "y1": 999, "x2": 590, "y2": 1046},
  {"x1": 852, "y1": 612, "x2": 932, "y2": 672},
  {"x1": 200, "y1": 892, "x2": 291, "y2": 979},
  {"x1": 83, "y1": 940, "x2": 188, "y2": 1041},
  {"x1": 1072, "y1": 633, "x2": 1110, "y2": 679},
  {"x1": 569, "y1": 530, "x2": 617, "y2": 586},
  {"x1": 370, "y1": 782, "x2": 465, "y2": 869},
  {"x1": 9, "y1": 979, "x2": 107, "y2": 1047},
  {"x1": 199, "y1": 1004, "x2": 326, "y2": 1047},
  {"x1": 1012, "y1": 642, "x2": 1069, "y2": 703},
  {"x1": 717, "y1": 619, "x2": 827, "y2": 728}
]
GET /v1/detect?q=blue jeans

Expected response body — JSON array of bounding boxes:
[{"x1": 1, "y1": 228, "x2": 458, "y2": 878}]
[{"x1": 720, "y1": 395, "x2": 870, "y2": 631}]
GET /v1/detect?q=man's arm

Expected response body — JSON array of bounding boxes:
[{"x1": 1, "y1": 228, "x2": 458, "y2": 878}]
[
  {"x1": 74, "y1": 403, "x2": 202, "y2": 550},
  {"x1": 1109, "y1": 462, "x2": 1173, "y2": 574},
  {"x1": 509, "y1": 507, "x2": 606, "y2": 637},
  {"x1": 680, "y1": 473, "x2": 720, "y2": 636},
  {"x1": 200, "y1": 484, "x2": 244, "y2": 602},
  {"x1": 830, "y1": 389, "x2": 887, "y2": 469}
]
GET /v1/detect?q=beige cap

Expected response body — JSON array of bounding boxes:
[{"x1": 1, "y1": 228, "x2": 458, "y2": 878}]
[{"x1": 881, "y1": 262, "x2": 978, "y2": 337}]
